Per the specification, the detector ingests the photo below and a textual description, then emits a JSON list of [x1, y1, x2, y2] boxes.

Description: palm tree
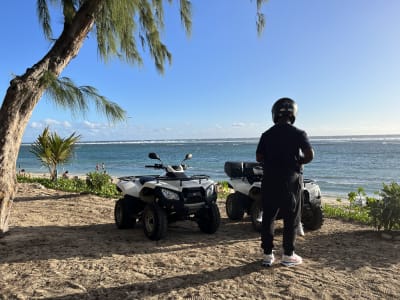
[[30, 127, 81, 181], [0, 1, 266, 235]]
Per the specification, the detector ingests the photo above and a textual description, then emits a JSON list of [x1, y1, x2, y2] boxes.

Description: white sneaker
[[281, 252, 303, 267], [297, 223, 305, 236], [262, 253, 275, 267], [256, 211, 263, 223]]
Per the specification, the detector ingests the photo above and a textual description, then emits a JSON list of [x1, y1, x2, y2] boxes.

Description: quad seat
[[224, 161, 262, 183], [139, 176, 155, 185]]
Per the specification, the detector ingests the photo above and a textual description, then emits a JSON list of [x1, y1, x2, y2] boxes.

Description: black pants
[[261, 172, 302, 256]]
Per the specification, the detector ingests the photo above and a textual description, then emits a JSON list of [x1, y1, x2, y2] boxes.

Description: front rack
[[119, 174, 211, 185]]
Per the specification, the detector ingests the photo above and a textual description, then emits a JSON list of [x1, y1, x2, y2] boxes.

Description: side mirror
[[184, 153, 192, 161], [149, 152, 160, 160]]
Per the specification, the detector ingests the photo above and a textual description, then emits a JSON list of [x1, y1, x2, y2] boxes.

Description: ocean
[[17, 135, 400, 198]]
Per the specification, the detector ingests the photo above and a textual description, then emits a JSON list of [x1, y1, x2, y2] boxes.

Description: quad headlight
[[206, 184, 216, 198], [161, 188, 180, 201]]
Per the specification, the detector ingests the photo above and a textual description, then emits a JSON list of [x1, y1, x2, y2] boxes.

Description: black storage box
[[243, 162, 262, 177], [224, 161, 244, 178]]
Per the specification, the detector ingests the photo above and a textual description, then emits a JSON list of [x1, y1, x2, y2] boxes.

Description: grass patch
[[323, 203, 370, 225], [17, 173, 120, 198]]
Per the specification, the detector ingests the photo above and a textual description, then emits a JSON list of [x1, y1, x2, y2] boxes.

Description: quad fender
[[249, 186, 261, 202], [139, 187, 157, 203]]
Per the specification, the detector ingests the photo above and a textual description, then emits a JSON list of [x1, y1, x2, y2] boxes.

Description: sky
[[1, 1, 400, 142]]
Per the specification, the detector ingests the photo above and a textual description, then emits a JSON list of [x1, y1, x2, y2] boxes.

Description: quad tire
[[114, 198, 137, 229], [197, 203, 221, 234], [302, 204, 324, 230], [226, 193, 245, 221], [142, 204, 168, 241]]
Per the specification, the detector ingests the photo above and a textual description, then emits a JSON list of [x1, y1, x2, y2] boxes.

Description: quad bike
[[114, 152, 220, 240], [224, 161, 324, 232]]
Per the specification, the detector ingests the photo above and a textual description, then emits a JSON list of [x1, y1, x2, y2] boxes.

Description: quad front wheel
[[197, 203, 221, 234], [142, 204, 168, 240], [226, 193, 245, 221], [114, 198, 137, 229], [302, 204, 324, 230]]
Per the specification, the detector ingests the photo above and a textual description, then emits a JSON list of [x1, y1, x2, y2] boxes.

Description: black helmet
[[271, 97, 298, 124]]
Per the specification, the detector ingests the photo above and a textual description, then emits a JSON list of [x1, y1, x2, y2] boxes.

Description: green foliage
[[217, 181, 231, 199], [368, 182, 400, 231], [30, 127, 81, 180], [324, 184, 400, 231], [85, 171, 118, 197], [347, 187, 366, 206], [323, 187, 370, 224], [17, 174, 120, 198], [323, 203, 370, 224], [41, 73, 126, 123], [36, 1, 266, 73]]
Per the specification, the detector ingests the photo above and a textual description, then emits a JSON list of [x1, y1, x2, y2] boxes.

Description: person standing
[[256, 98, 314, 267]]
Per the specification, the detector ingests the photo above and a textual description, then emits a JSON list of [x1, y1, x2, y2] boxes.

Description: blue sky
[[1, 1, 400, 142]]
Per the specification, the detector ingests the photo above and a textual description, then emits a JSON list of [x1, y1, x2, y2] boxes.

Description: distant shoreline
[[20, 133, 400, 145]]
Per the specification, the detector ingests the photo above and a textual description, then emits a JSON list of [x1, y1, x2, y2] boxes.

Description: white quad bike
[[114, 152, 220, 241], [224, 161, 324, 232]]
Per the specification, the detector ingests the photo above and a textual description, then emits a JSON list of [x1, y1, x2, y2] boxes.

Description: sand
[[0, 182, 399, 299]]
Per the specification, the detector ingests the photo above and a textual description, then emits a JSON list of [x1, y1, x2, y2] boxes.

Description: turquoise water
[[17, 135, 400, 198]]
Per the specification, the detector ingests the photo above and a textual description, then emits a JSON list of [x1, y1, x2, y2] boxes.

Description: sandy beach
[[0, 182, 398, 299]]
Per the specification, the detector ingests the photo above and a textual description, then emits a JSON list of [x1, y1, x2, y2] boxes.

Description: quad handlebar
[[145, 163, 164, 169], [147, 152, 192, 171], [145, 163, 188, 171]]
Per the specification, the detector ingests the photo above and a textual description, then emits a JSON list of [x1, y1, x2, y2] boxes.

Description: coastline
[[20, 171, 346, 206]]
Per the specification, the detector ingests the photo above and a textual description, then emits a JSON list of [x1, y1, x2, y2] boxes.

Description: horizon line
[[20, 133, 400, 145]]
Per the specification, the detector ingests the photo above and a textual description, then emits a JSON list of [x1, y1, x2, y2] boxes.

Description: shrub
[[85, 171, 119, 197], [217, 181, 231, 198], [368, 182, 400, 231], [17, 173, 120, 198], [86, 172, 111, 190]]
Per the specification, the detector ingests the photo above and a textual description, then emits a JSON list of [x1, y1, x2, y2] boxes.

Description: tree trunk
[[0, 0, 102, 236]]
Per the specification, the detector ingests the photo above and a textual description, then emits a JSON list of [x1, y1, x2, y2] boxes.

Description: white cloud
[[83, 120, 102, 129], [44, 118, 61, 125], [63, 121, 72, 128], [30, 122, 43, 129], [232, 122, 246, 128]]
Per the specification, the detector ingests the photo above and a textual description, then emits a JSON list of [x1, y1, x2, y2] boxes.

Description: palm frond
[[256, 0, 267, 35], [62, 0, 77, 26], [94, 0, 192, 73], [36, 0, 53, 40], [179, 0, 192, 36], [138, 0, 172, 73], [30, 126, 81, 179], [80, 86, 127, 123], [41, 72, 126, 123], [95, 0, 143, 66]]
